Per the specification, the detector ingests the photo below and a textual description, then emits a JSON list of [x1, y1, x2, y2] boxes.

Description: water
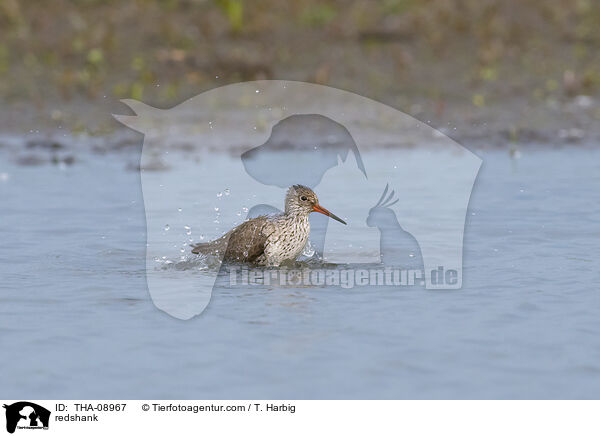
[[1, 142, 599, 399]]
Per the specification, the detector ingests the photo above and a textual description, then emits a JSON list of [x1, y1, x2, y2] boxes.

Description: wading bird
[[191, 185, 346, 266]]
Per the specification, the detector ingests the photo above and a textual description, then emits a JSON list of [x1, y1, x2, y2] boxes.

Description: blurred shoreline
[[1, 0, 599, 151]]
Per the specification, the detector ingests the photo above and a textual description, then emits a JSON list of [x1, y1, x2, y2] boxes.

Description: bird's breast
[[267, 215, 310, 261]]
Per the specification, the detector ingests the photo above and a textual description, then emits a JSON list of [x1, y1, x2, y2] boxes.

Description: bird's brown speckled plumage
[[191, 185, 346, 266]]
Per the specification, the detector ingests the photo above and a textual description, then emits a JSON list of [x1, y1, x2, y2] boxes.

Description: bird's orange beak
[[312, 204, 347, 225]]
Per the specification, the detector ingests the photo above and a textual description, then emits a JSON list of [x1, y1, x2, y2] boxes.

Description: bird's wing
[[222, 216, 277, 263]]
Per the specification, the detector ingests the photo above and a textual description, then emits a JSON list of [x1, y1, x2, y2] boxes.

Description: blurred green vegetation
[[0, 0, 599, 107]]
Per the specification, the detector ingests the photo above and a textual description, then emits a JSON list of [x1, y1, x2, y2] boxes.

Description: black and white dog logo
[[3, 402, 50, 434]]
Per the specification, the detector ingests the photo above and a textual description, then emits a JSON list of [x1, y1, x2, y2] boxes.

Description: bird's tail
[[190, 232, 232, 255], [190, 242, 212, 255]]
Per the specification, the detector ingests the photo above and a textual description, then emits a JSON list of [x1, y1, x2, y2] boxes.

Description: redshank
[[191, 185, 346, 266]]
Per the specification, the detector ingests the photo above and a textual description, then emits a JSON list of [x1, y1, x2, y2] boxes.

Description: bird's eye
[[300, 196, 308, 201]]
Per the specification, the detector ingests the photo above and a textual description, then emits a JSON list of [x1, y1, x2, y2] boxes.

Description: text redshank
[[191, 185, 346, 266]]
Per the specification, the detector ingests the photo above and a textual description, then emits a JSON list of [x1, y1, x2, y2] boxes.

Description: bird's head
[[285, 185, 346, 225]]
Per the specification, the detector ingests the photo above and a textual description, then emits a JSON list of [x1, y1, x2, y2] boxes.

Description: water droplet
[[302, 241, 315, 257], [164, 224, 170, 231], [255, 89, 260, 93], [242, 207, 248, 213], [180, 248, 185, 253], [217, 192, 223, 197], [177, 208, 182, 212], [199, 235, 205, 240], [214, 207, 219, 212], [224, 188, 230, 196]]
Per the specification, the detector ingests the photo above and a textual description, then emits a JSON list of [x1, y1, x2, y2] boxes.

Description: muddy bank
[[1, 88, 598, 170], [1, 1, 599, 152]]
